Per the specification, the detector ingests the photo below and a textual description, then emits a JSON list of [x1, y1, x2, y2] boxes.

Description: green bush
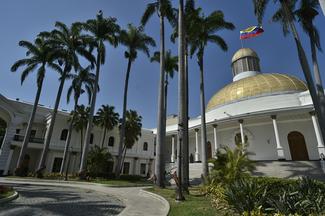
[[86, 146, 112, 178], [119, 174, 144, 181]]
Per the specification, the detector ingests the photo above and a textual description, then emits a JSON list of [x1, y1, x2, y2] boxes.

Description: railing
[[13, 135, 44, 144]]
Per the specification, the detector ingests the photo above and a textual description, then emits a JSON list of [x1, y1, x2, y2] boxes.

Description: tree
[[11, 36, 61, 176], [294, 0, 325, 127], [78, 11, 120, 177], [86, 146, 112, 178], [36, 22, 95, 177], [115, 24, 155, 177], [95, 105, 119, 148], [251, 0, 325, 150], [141, 0, 176, 188], [150, 50, 178, 116], [119, 110, 142, 174], [70, 105, 90, 165], [60, 66, 95, 174], [189, 10, 235, 178]]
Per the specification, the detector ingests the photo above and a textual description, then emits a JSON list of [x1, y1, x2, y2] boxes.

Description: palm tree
[[78, 11, 120, 177], [95, 105, 119, 148], [190, 10, 235, 178], [115, 24, 156, 177], [60, 66, 95, 174], [150, 50, 178, 115], [141, 0, 176, 188], [251, 0, 325, 148], [294, 0, 325, 125], [119, 110, 142, 174], [70, 105, 90, 165], [11, 37, 61, 176], [36, 22, 95, 177]]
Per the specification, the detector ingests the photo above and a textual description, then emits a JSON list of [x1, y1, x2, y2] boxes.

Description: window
[[123, 162, 130, 174], [16, 129, 21, 135], [108, 136, 114, 147], [90, 133, 94, 144], [52, 157, 62, 173], [60, 129, 68, 141], [30, 130, 36, 138], [143, 142, 148, 151], [140, 163, 146, 175], [235, 133, 248, 146]]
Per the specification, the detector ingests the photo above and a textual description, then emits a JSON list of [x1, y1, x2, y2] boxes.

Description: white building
[[160, 48, 325, 179], [0, 96, 155, 176]]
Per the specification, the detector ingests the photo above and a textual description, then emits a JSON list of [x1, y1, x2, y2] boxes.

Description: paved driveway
[[0, 184, 124, 216]]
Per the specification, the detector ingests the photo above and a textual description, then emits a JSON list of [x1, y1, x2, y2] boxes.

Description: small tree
[[86, 146, 112, 178]]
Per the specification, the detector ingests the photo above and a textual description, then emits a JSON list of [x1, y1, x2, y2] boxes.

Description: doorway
[[288, 131, 309, 160]]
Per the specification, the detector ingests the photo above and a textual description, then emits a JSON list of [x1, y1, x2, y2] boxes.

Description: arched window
[[90, 133, 94, 144], [108, 136, 115, 147], [60, 129, 68, 141], [143, 142, 148, 151]]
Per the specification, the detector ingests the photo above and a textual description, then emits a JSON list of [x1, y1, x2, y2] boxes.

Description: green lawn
[[146, 187, 233, 216], [0, 189, 14, 199]]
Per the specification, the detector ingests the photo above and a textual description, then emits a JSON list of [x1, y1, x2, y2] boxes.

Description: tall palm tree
[[70, 105, 90, 165], [251, 0, 325, 147], [78, 11, 120, 177], [150, 50, 178, 117], [95, 105, 119, 148], [60, 66, 95, 174], [119, 110, 142, 173], [11, 37, 61, 176], [141, 0, 176, 188], [36, 22, 95, 177], [294, 0, 325, 124], [190, 10, 235, 178], [115, 24, 156, 177]]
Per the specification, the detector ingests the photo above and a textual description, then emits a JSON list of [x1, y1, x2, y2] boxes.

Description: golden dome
[[206, 73, 308, 111], [232, 48, 258, 63]]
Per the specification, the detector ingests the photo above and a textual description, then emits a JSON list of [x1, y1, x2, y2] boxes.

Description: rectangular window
[[52, 157, 63, 173], [140, 163, 146, 175], [123, 162, 130, 175], [16, 129, 21, 134], [30, 130, 36, 138]]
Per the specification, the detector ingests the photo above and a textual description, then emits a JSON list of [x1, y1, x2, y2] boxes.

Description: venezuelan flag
[[240, 26, 264, 40]]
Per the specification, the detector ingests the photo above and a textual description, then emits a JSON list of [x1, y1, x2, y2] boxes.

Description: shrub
[[209, 143, 255, 185], [119, 174, 144, 181], [86, 146, 112, 178]]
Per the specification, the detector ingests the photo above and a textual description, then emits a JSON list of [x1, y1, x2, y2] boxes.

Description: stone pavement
[[0, 178, 169, 216]]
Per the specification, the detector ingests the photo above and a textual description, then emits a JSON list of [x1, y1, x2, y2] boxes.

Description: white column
[[0, 121, 18, 173], [195, 129, 200, 162], [4, 146, 15, 175], [171, 135, 176, 163], [271, 115, 285, 160], [213, 124, 218, 157], [239, 120, 245, 144], [310, 111, 325, 158]]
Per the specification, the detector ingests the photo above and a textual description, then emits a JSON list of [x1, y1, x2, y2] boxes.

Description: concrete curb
[[140, 189, 170, 215], [0, 191, 19, 204]]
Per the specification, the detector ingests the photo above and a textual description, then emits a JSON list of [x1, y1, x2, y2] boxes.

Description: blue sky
[[0, 0, 324, 128]]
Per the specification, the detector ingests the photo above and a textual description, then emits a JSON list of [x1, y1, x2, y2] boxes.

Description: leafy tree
[[119, 110, 142, 174], [95, 105, 119, 148], [37, 22, 95, 177], [11, 36, 61, 176], [78, 11, 120, 177], [86, 146, 112, 178], [60, 66, 95, 174], [251, 0, 325, 153], [189, 9, 234, 178], [115, 24, 155, 177], [141, 0, 176, 187]]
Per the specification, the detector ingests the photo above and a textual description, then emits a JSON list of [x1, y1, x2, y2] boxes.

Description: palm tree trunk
[[79, 50, 101, 177], [176, 0, 185, 201], [281, 0, 325, 146], [37, 70, 67, 177], [164, 74, 168, 117], [120, 145, 128, 174], [101, 128, 107, 148], [15, 73, 45, 176], [181, 39, 189, 192], [60, 99, 79, 174], [198, 53, 208, 179], [155, 3, 167, 188], [116, 57, 133, 177], [79, 129, 83, 166]]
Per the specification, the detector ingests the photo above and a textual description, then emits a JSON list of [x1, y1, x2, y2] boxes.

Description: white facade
[[0, 95, 155, 176]]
